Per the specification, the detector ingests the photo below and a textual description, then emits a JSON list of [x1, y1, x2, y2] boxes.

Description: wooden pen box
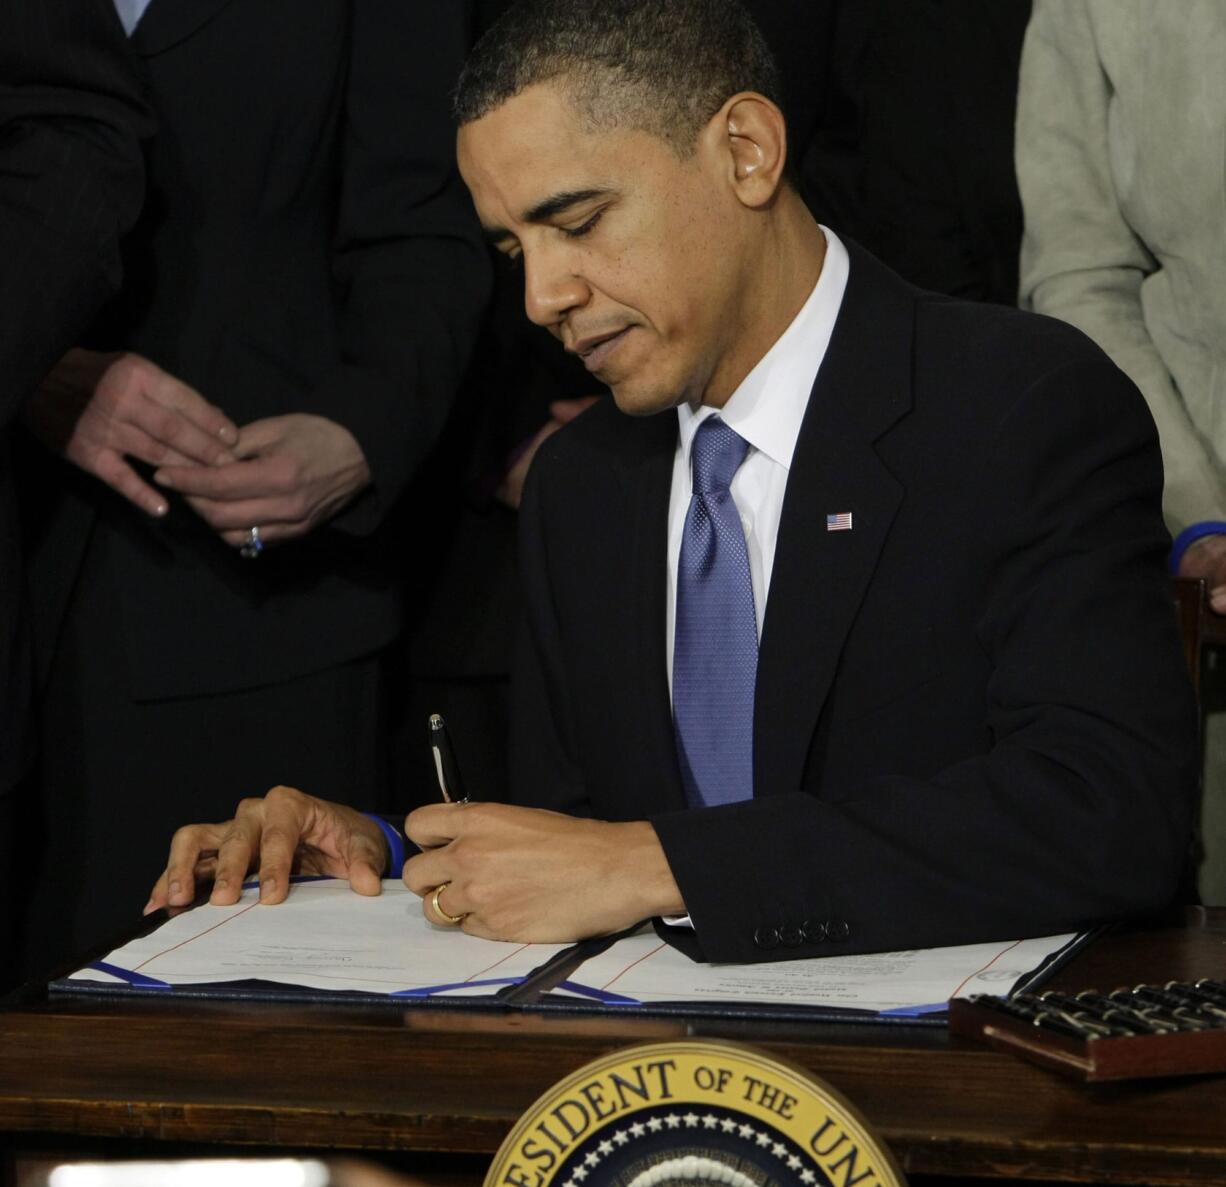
[[949, 981, 1226, 1082]]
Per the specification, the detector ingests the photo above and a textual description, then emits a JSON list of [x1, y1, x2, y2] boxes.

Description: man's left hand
[[153, 413, 371, 548], [402, 802, 685, 942]]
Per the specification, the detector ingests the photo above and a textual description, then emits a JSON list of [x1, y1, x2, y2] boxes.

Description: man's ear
[[704, 92, 788, 209]]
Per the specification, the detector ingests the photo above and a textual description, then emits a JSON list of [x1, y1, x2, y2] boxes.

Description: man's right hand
[[25, 348, 238, 517], [143, 785, 389, 913]]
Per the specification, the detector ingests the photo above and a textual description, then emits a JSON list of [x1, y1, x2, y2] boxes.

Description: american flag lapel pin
[[826, 511, 853, 532]]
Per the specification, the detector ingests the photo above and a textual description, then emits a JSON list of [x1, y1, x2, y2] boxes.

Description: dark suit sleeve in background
[[0, 0, 152, 421], [0, 0, 150, 974], [856, 0, 1031, 304], [301, 1, 491, 535]]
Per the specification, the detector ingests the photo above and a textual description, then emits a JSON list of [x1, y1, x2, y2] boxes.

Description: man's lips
[[570, 328, 632, 374]]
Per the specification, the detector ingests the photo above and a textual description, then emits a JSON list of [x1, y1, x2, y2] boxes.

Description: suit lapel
[[130, 0, 239, 56], [622, 413, 688, 814], [754, 245, 914, 798]]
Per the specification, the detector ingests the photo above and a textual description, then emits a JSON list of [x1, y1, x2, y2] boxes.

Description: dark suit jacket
[[511, 243, 1199, 963], [22, 0, 490, 700], [0, 0, 150, 794], [856, 0, 1032, 304]]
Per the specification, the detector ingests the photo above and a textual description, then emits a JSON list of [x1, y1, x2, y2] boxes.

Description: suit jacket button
[[780, 924, 804, 947], [826, 919, 850, 942], [753, 925, 781, 949], [802, 919, 827, 943]]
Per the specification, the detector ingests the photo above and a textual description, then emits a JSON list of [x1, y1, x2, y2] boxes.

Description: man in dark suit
[[0, 0, 151, 981], [14, 2, 491, 978], [150, 0, 1197, 963]]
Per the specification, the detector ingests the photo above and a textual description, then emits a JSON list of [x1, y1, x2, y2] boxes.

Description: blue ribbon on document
[[392, 977, 523, 998], [877, 1001, 949, 1017], [553, 981, 641, 1006], [85, 960, 172, 989]]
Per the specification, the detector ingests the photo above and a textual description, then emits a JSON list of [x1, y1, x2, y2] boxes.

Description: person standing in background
[[851, 0, 1032, 305], [1016, 0, 1226, 902], [0, 0, 152, 987], [15, 2, 490, 980]]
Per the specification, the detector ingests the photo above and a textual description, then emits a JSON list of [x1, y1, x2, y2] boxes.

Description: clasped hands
[[144, 785, 686, 943], [27, 349, 370, 548]]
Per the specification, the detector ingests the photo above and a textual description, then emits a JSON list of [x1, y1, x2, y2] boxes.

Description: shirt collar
[[676, 225, 849, 470]]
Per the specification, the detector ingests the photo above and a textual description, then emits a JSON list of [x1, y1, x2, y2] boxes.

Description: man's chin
[[607, 381, 682, 418]]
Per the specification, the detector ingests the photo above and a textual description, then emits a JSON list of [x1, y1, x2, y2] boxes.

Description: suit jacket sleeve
[[1016, 0, 1226, 535], [0, 0, 152, 423], [298, 1, 491, 535]]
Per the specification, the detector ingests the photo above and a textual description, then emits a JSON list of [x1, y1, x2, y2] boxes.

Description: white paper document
[[557, 929, 1080, 1016], [67, 878, 568, 997], [63, 877, 1079, 1016]]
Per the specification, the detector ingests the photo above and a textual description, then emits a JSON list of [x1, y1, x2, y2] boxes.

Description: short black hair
[[454, 0, 783, 155]]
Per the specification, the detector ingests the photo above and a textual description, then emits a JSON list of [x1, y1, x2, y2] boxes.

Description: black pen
[[429, 713, 470, 804]]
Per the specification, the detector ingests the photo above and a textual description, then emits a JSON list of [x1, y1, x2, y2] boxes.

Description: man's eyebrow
[[523, 188, 612, 224], [480, 189, 614, 247]]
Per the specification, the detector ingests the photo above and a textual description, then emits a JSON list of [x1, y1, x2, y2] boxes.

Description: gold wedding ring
[[431, 881, 466, 926]]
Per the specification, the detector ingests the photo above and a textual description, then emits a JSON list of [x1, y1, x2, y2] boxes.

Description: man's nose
[[523, 254, 590, 328]]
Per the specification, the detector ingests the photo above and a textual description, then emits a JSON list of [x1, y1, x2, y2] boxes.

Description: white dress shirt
[[114, 0, 152, 36], [666, 226, 850, 700]]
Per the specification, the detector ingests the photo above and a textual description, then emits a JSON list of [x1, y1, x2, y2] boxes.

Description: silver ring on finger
[[239, 525, 264, 559]]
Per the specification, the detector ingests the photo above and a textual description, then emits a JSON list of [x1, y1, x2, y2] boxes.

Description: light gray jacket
[[1017, 0, 1226, 534]]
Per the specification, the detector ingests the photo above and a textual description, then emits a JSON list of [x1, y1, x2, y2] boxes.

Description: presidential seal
[[485, 1040, 906, 1187]]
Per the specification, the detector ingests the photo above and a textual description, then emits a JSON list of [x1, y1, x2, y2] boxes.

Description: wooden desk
[[3, 912, 1226, 1186]]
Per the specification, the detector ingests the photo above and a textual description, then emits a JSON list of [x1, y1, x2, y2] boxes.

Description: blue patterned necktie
[[673, 417, 757, 807], [114, 0, 153, 35]]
